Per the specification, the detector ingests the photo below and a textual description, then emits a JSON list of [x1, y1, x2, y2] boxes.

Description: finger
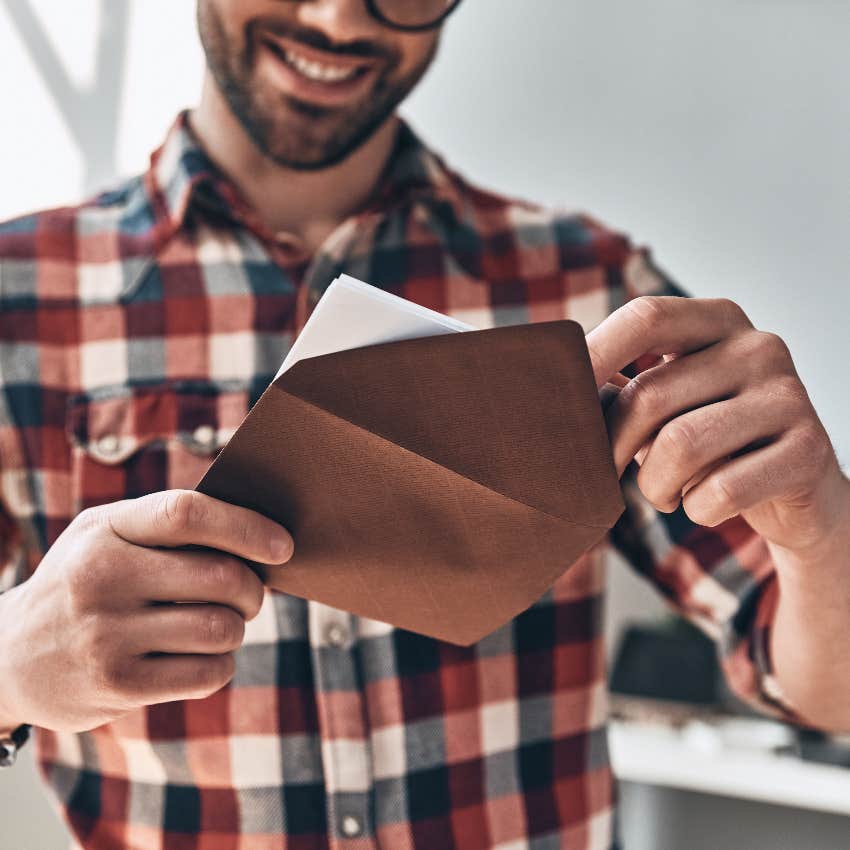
[[128, 604, 246, 655], [125, 548, 266, 620], [586, 296, 752, 389], [681, 432, 815, 527], [634, 439, 653, 468], [119, 653, 236, 705], [636, 394, 792, 512], [107, 490, 294, 565], [606, 340, 744, 476]]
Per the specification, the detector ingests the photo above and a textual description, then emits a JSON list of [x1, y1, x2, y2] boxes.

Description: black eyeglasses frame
[[363, 0, 463, 32]]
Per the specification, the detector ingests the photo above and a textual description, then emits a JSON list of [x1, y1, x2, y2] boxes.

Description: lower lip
[[257, 40, 379, 108]]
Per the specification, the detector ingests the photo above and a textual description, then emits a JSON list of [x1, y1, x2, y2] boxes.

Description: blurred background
[[1, 1, 849, 848]]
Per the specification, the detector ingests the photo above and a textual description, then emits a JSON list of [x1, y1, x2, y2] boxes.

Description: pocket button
[[192, 424, 217, 449], [96, 434, 121, 457]]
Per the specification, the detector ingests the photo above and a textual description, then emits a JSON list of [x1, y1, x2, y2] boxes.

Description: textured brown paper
[[196, 320, 624, 645]]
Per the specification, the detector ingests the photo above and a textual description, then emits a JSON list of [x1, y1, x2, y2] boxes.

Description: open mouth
[[262, 36, 374, 87]]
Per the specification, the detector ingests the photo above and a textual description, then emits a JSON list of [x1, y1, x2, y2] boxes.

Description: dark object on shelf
[[798, 729, 850, 769], [610, 618, 720, 706]]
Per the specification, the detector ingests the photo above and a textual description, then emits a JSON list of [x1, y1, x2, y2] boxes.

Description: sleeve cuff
[[720, 571, 801, 724], [0, 723, 31, 767]]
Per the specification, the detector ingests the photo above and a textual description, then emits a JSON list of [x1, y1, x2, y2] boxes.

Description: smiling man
[[1, 2, 849, 849]]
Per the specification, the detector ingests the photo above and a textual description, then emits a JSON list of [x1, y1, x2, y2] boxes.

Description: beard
[[197, 4, 439, 171]]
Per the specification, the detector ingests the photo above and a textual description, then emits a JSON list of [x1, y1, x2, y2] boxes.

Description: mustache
[[247, 16, 401, 64]]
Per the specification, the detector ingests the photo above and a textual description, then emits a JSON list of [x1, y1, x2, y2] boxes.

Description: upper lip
[[261, 33, 381, 72]]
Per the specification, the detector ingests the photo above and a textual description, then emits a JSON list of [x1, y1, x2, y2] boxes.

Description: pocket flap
[[66, 384, 250, 466]]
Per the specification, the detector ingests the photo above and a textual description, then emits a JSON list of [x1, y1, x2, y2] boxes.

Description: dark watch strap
[[0, 723, 31, 767]]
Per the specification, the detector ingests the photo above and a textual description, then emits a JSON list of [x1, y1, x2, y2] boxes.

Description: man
[[0, 1, 848, 848]]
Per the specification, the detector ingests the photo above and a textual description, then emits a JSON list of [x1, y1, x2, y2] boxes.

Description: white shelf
[[609, 720, 850, 817]]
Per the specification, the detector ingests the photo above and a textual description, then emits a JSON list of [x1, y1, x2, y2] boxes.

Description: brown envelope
[[196, 320, 624, 645]]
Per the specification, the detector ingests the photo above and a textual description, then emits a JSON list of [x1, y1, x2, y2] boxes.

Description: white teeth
[[283, 49, 358, 83]]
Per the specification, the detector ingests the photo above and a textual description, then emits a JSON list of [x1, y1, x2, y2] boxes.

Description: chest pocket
[[65, 383, 251, 517]]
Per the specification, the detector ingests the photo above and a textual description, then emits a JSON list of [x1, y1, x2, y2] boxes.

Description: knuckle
[[626, 295, 670, 331], [752, 330, 792, 370], [96, 654, 136, 701], [621, 370, 666, 413], [708, 473, 738, 516], [658, 417, 701, 461], [71, 506, 107, 535], [84, 614, 115, 654], [236, 515, 253, 552], [193, 654, 236, 697], [78, 623, 107, 676], [201, 608, 243, 648], [715, 297, 749, 326], [682, 497, 715, 528], [245, 582, 266, 621], [792, 424, 831, 473], [211, 653, 237, 690], [769, 374, 808, 408], [66, 554, 106, 611], [682, 481, 726, 527], [636, 466, 676, 512], [206, 554, 243, 595], [158, 490, 202, 534]]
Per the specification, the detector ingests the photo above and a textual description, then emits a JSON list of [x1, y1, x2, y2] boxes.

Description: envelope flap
[[278, 320, 623, 528]]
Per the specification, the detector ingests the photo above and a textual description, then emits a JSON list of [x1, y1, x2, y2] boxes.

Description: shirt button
[[340, 814, 362, 837], [96, 434, 121, 457], [325, 622, 349, 648], [192, 424, 217, 448]]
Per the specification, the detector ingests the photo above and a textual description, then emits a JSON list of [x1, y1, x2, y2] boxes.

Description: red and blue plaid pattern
[[0, 112, 789, 850]]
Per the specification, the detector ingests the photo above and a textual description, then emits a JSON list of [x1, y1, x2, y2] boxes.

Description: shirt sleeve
[[606, 235, 799, 722], [0, 261, 30, 595], [0, 394, 28, 594]]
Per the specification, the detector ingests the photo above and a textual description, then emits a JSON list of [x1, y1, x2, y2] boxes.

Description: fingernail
[[270, 530, 293, 563]]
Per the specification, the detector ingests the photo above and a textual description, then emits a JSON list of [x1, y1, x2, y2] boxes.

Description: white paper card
[[275, 274, 476, 379]]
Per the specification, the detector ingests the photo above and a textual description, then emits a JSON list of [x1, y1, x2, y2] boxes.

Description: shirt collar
[[144, 109, 466, 248], [359, 117, 467, 219]]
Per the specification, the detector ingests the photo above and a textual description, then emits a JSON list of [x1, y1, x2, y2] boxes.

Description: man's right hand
[[0, 490, 294, 734]]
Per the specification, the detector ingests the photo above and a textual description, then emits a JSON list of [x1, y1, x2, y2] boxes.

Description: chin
[[248, 106, 387, 171]]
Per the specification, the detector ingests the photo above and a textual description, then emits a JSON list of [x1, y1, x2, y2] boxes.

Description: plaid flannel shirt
[[0, 112, 791, 850]]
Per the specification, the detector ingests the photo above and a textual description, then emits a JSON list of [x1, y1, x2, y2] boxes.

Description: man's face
[[197, 0, 442, 170]]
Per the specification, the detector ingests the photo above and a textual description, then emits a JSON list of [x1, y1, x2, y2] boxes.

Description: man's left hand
[[586, 295, 850, 557]]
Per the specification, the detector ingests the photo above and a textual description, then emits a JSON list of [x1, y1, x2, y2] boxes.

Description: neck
[[189, 73, 399, 250]]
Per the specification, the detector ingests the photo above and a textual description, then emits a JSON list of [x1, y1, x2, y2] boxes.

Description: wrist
[[769, 471, 850, 570]]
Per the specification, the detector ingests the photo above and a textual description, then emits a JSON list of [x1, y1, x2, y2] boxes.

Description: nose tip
[[295, 0, 384, 39]]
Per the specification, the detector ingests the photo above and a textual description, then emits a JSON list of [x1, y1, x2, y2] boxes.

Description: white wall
[[1, 2, 849, 848], [0, 0, 203, 209]]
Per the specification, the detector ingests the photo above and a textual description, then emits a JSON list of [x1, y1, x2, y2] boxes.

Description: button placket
[[308, 601, 375, 848], [340, 814, 362, 838]]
